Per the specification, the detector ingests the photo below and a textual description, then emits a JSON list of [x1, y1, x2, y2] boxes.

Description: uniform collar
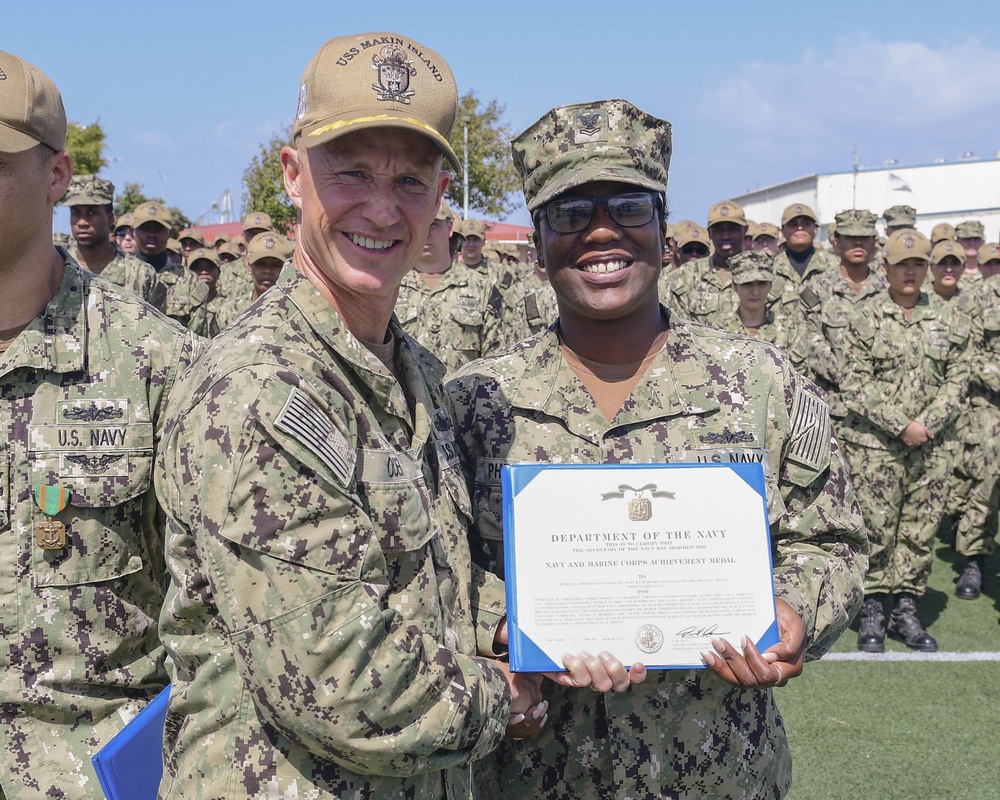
[[0, 249, 87, 379], [505, 306, 720, 441], [281, 267, 442, 430]]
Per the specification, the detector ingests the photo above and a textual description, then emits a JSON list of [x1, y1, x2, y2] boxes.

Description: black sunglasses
[[542, 191, 659, 234]]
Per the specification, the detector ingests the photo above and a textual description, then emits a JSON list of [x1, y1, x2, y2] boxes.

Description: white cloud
[[132, 130, 177, 152], [695, 33, 1000, 152]]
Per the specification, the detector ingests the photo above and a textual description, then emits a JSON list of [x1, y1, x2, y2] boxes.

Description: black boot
[[956, 555, 984, 600], [887, 593, 937, 652], [857, 594, 885, 653]]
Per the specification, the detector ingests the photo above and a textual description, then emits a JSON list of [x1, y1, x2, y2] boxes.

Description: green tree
[[446, 91, 520, 219], [241, 126, 296, 235], [65, 120, 108, 175], [114, 182, 151, 218]]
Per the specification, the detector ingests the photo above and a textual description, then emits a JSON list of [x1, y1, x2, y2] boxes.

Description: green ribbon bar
[[33, 484, 70, 517]]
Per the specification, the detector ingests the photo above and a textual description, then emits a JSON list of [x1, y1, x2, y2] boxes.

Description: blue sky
[[7, 0, 999, 231]]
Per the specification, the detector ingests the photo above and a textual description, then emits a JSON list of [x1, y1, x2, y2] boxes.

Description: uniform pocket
[[30, 445, 152, 587]]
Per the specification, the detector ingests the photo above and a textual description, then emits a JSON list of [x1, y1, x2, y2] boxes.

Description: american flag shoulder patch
[[787, 388, 830, 471], [274, 387, 356, 487]]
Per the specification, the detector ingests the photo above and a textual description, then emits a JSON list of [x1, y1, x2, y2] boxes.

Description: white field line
[[820, 651, 1000, 662]]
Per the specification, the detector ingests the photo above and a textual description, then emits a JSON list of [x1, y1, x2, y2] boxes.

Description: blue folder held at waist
[[91, 685, 170, 800]]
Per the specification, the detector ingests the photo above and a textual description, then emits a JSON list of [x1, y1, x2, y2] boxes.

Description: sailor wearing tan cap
[[0, 50, 201, 799], [155, 32, 543, 799], [211, 231, 295, 333], [775, 202, 839, 284], [841, 229, 971, 653], [131, 199, 213, 335], [664, 199, 748, 326], [935, 241, 1000, 601]]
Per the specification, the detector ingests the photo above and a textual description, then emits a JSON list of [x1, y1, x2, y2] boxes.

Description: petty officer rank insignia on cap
[[575, 108, 608, 141]]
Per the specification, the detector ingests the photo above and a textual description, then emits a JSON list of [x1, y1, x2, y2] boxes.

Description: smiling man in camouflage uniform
[[155, 32, 543, 799], [0, 51, 200, 800]]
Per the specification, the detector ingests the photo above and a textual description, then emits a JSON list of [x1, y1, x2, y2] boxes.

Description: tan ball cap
[[242, 212, 273, 233], [292, 32, 460, 172], [707, 200, 747, 228], [178, 228, 205, 246], [435, 198, 455, 222], [677, 224, 709, 248], [0, 51, 66, 153], [930, 222, 956, 244], [931, 240, 965, 264], [248, 231, 294, 264], [461, 218, 486, 239], [188, 247, 221, 268], [781, 203, 817, 226], [753, 222, 779, 240], [132, 201, 172, 231], [977, 242, 1000, 264], [884, 229, 931, 265]]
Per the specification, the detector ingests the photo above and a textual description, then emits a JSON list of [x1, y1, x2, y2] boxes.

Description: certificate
[[502, 462, 778, 671]]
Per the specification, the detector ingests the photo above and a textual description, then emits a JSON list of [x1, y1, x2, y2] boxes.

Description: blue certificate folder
[[501, 462, 779, 672], [91, 685, 170, 800]]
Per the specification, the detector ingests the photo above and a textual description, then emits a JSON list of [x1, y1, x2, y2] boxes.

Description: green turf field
[[779, 541, 1000, 799]]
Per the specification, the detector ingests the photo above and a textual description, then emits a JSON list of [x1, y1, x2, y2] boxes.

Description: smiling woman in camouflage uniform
[[446, 99, 868, 800]]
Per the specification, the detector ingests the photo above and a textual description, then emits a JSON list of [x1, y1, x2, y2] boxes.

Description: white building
[[733, 157, 1000, 242]]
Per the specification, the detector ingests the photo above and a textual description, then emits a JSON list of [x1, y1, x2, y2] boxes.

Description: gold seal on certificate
[[501, 462, 778, 671]]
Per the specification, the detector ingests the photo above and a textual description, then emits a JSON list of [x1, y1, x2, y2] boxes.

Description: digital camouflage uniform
[[772, 246, 839, 283], [215, 254, 254, 300], [664, 254, 738, 327], [839, 293, 971, 596], [91, 245, 168, 311], [156, 268, 512, 799], [665, 253, 799, 328], [446, 310, 868, 800], [140, 256, 212, 337], [207, 289, 247, 334], [927, 285, 980, 524], [802, 267, 888, 421], [951, 280, 1000, 559], [502, 275, 558, 338], [395, 263, 512, 378], [718, 304, 811, 377], [0, 252, 200, 800], [722, 251, 812, 378]]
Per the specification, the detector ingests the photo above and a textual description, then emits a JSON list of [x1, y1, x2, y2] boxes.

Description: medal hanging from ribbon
[[600, 483, 676, 522], [33, 484, 70, 550]]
